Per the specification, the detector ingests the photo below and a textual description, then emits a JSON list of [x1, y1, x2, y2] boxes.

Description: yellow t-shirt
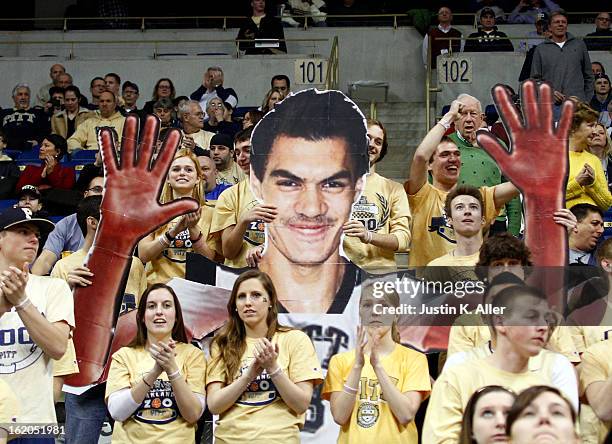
[[207, 330, 323, 444], [51, 248, 147, 305], [321, 344, 431, 444], [406, 183, 498, 267], [182, 129, 215, 152], [0, 275, 74, 424], [0, 378, 18, 429], [217, 160, 246, 186], [422, 358, 547, 444], [209, 179, 265, 268], [105, 343, 207, 444], [566, 150, 612, 210], [343, 172, 411, 272], [579, 340, 612, 444], [569, 325, 612, 354], [447, 320, 580, 363], [146, 207, 215, 285], [53, 338, 79, 377]]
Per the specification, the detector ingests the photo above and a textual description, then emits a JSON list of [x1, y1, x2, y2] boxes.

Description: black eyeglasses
[[86, 186, 104, 193]]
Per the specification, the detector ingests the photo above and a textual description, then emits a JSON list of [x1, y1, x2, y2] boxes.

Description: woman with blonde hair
[[206, 270, 322, 444], [138, 148, 216, 284], [566, 101, 612, 210], [322, 281, 431, 443], [261, 87, 285, 114], [586, 122, 612, 191]]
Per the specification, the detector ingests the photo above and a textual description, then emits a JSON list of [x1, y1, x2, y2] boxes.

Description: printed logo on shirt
[[428, 215, 457, 244], [135, 379, 179, 424], [237, 361, 278, 406], [355, 375, 400, 428], [163, 228, 195, 263], [357, 402, 379, 428], [0, 324, 43, 374], [350, 193, 390, 232], [243, 197, 266, 247]]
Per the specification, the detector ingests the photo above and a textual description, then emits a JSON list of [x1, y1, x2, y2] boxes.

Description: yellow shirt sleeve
[[447, 324, 477, 357], [206, 344, 227, 386], [210, 184, 239, 238], [388, 181, 412, 252], [422, 370, 464, 444], [579, 341, 611, 396], [401, 350, 431, 396], [584, 155, 612, 210], [105, 348, 133, 400], [67, 119, 89, 152], [53, 338, 79, 377], [285, 330, 323, 385], [321, 353, 347, 400], [184, 346, 207, 395], [0, 378, 19, 427], [44, 277, 75, 328]]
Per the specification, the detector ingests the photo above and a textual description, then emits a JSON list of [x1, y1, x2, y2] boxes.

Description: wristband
[[14, 298, 31, 311], [167, 369, 181, 380], [164, 231, 175, 243], [268, 367, 283, 378], [437, 119, 451, 130], [142, 377, 152, 388], [343, 384, 358, 395], [363, 231, 373, 244], [191, 231, 203, 244], [158, 235, 170, 248]]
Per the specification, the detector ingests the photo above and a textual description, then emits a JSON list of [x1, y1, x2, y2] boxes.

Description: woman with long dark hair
[[206, 270, 322, 443], [459, 386, 516, 444], [105, 283, 206, 442]]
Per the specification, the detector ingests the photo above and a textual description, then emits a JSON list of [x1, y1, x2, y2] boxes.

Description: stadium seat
[[16, 147, 40, 162], [71, 150, 97, 162], [49, 215, 65, 224], [0, 199, 17, 210]]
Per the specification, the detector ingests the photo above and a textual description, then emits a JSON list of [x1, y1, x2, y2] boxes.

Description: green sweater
[[449, 132, 522, 235]]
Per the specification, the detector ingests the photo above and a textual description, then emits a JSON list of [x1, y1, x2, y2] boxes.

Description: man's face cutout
[[250, 89, 368, 265]]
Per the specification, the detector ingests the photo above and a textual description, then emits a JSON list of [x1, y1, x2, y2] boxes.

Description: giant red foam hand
[[477, 80, 573, 268], [67, 115, 199, 386]]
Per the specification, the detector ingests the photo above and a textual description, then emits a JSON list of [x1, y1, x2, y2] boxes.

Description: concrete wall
[[0, 25, 608, 109]]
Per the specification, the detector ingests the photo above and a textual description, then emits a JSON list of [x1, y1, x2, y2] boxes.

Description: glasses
[[86, 186, 104, 193], [209, 104, 224, 109], [596, 17, 610, 21]]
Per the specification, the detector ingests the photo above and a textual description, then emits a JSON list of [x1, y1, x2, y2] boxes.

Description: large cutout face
[[250, 89, 369, 266]]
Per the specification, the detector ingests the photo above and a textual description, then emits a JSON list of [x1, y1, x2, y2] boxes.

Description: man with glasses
[[31, 175, 104, 276], [585, 12, 612, 51], [178, 100, 214, 152]]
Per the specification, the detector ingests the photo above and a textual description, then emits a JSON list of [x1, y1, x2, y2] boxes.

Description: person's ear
[[601, 258, 612, 272]]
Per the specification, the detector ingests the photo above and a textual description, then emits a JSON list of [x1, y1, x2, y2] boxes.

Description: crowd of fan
[[1, 2, 612, 444]]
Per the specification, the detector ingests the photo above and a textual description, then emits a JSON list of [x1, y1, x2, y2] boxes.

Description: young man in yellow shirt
[[405, 100, 519, 268]]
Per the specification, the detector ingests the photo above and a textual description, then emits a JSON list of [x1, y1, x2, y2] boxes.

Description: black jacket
[[464, 27, 514, 52], [236, 15, 287, 54]]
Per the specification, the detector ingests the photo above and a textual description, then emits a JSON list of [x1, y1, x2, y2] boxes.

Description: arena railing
[[0, 37, 331, 59], [0, 11, 602, 31], [425, 33, 610, 130]]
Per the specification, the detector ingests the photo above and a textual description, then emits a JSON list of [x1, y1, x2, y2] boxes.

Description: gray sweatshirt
[[530, 33, 594, 102]]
